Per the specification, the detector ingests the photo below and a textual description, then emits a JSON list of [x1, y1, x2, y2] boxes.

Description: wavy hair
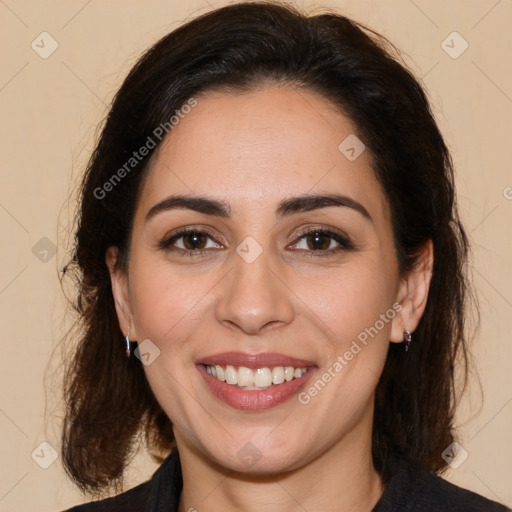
[[61, 1, 471, 495]]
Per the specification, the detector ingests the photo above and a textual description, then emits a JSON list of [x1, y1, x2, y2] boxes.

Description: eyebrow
[[144, 193, 372, 224]]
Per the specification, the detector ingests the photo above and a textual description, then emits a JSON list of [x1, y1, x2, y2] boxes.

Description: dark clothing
[[66, 449, 510, 511]]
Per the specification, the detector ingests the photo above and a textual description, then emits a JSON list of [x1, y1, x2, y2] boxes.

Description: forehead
[[136, 86, 388, 221]]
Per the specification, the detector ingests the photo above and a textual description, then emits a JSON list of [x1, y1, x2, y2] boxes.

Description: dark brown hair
[[61, 0, 471, 495]]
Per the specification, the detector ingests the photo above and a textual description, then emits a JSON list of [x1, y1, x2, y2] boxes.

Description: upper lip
[[197, 352, 317, 369]]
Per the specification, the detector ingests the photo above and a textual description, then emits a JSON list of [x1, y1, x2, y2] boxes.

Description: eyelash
[[158, 227, 355, 258]]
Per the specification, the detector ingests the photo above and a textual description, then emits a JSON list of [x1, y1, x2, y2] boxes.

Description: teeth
[[254, 367, 272, 387], [225, 365, 237, 385], [272, 366, 285, 385], [215, 365, 225, 381], [237, 366, 254, 387], [205, 364, 308, 389]]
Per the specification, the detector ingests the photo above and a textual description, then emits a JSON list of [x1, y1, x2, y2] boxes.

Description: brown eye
[[305, 231, 334, 251], [160, 229, 222, 254], [289, 228, 355, 255], [181, 232, 208, 250]]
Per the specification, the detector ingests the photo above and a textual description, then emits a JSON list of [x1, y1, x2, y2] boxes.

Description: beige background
[[0, 0, 511, 510]]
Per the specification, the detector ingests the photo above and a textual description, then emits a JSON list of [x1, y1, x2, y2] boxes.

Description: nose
[[214, 246, 295, 335]]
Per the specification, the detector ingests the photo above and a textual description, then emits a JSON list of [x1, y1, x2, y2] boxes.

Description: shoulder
[[65, 481, 150, 512], [418, 470, 510, 511], [63, 449, 182, 512], [64, 480, 150, 512], [374, 459, 510, 512]]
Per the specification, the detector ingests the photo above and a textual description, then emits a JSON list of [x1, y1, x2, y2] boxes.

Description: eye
[[289, 228, 354, 255], [159, 227, 354, 258], [159, 228, 222, 255]]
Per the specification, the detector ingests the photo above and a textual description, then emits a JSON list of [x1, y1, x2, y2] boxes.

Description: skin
[[107, 85, 433, 512]]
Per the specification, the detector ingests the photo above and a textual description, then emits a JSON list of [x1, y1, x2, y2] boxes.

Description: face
[[108, 85, 429, 474]]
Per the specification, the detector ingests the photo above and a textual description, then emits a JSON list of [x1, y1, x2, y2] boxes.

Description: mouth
[[204, 364, 308, 389], [196, 352, 317, 411]]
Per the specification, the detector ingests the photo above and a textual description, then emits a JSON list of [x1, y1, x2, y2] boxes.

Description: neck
[[176, 410, 384, 512]]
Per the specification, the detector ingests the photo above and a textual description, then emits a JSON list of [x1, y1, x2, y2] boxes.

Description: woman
[[60, 2, 510, 511]]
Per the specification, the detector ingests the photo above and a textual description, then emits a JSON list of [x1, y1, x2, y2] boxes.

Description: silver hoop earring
[[125, 333, 131, 358], [404, 330, 412, 351]]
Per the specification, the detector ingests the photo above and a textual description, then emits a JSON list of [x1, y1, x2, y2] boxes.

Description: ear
[[390, 239, 434, 343], [105, 246, 137, 340]]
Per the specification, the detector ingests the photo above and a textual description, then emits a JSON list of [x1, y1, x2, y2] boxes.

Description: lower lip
[[197, 364, 315, 411]]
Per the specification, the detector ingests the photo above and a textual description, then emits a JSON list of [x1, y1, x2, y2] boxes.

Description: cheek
[[296, 259, 396, 350], [127, 259, 214, 419], [129, 257, 212, 347]]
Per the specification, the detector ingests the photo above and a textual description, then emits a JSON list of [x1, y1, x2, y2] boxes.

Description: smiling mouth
[[204, 364, 309, 390]]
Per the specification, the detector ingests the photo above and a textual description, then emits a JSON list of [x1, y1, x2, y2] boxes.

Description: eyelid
[[158, 226, 224, 250], [158, 225, 356, 255], [289, 226, 355, 252]]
